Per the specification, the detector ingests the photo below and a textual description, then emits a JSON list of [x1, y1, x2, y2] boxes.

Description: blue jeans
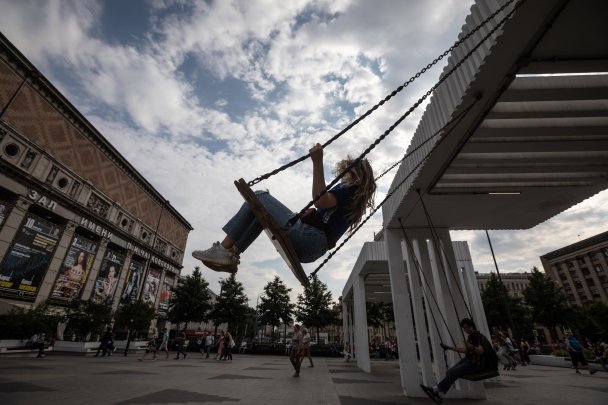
[[437, 359, 483, 393], [222, 191, 328, 263]]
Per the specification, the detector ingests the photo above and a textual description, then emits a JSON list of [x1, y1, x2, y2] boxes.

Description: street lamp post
[[485, 230, 517, 340]]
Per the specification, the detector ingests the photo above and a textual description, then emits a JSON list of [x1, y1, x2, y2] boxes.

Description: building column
[[402, 229, 434, 385], [341, 299, 348, 345], [385, 227, 422, 397], [34, 219, 76, 306], [455, 241, 492, 340], [390, 227, 486, 399], [353, 273, 371, 372], [0, 197, 31, 260], [81, 240, 108, 301], [413, 227, 485, 399], [111, 251, 133, 312]]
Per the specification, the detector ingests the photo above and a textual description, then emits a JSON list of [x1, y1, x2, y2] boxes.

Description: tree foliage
[[366, 301, 385, 328], [64, 300, 113, 341], [0, 302, 62, 339], [114, 301, 156, 336], [582, 300, 608, 337], [522, 267, 569, 339], [295, 275, 337, 342], [565, 301, 608, 340], [167, 266, 213, 329], [258, 276, 294, 342], [480, 273, 533, 340], [209, 274, 249, 330]]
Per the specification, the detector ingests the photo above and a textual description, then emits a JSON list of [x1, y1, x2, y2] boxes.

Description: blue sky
[[2, 0, 607, 304]]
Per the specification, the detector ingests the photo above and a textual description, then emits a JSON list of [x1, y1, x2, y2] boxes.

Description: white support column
[[435, 230, 485, 399], [402, 230, 434, 385], [385, 228, 423, 397], [454, 241, 491, 342], [353, 274, 371, 372], [348, 301, 355, 360], [408, 230, 449, 380]]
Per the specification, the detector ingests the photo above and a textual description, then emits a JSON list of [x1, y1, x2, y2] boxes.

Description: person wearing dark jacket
[[421, 318, 496, 404], [95, 327, 114, 357]]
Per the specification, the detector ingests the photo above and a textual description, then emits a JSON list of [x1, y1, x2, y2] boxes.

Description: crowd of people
[[135, 327, 237, 362]]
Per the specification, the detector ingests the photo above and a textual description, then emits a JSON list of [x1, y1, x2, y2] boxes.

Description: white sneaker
[[192, 242, 239, 273]]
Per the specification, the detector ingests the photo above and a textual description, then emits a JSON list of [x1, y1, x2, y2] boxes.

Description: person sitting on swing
[[193, 143, 376, 273], [421, 318, 496, 404]]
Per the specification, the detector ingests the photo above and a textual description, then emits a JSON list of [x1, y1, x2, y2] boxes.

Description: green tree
[[209, 274, 249, 330], [295, 274, 337, 343], [114, 301, 156, 337], [480, 273, 533, 340], [367, 301, 385, 329], [64, 300, 113, 341], [0, 302, 62, 339], [167, 266, 213, 330], [258, 276, 294, 343], [565, 301, 608, 340], [522, 266, 569, 340], [582, 300, 608, 337], [383, 302, 395, 337]]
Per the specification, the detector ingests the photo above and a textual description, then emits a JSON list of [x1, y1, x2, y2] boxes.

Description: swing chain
[[247, 0, 520, 187], [292, 0, 522, 227], [310, 95, 478, 277]]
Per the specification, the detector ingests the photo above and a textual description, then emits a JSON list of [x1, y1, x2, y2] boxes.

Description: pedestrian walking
[[221, 331, 234, 361], [565, 332, 596, 375], [95, 327, 114, 357], [290, 324, 303, 377], [215, 331, 225, 360], [139, 329, 159, 361], [158, 328, 170, 359], [300, 328, 314, 367], [204, 331, 214, 359], [174, 332, 187, 360], [239, 339, 247, 354]]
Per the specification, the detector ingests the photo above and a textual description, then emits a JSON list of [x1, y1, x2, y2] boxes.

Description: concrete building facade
[[540, 231, 608, 306], [0, 33, 192, 326], [476, 272, 531, 299]]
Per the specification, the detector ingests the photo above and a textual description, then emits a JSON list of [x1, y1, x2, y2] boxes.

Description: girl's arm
[[310, 143, 337, 209]]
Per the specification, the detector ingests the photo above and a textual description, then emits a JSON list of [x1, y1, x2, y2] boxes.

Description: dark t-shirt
[[465, 331, 494, 368], [316, 183, 356, 240]]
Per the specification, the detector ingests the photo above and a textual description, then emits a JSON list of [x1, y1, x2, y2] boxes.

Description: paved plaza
[[1, 353, 607, 405]]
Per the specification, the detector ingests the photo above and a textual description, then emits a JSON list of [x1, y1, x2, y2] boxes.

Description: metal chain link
[[248, 0, 520, 187], [309, 97, 479, 277], [294, 0, 524, 228]]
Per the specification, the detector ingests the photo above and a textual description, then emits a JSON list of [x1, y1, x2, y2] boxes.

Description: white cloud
[[4, 0, 606, 307]]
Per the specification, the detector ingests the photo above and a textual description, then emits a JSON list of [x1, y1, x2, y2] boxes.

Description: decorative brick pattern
[[1, 76, 188, 249]]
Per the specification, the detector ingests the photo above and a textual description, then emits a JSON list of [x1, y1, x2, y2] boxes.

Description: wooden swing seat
[[234, 178, 310, 287], [461, 369, 499, 381]]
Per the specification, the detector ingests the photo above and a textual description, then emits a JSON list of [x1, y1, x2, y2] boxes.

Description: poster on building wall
[[157, 275, 174, 315], [50, 235, 97, 304], [90, 249, 125, 305], [0, 200, 13, 228], [120, 260, 144, 304], [0, 213, 62, 300], [141, 268, 161, 306]]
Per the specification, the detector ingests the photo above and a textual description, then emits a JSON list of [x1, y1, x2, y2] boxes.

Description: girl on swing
[[193, 143, 376, 273]]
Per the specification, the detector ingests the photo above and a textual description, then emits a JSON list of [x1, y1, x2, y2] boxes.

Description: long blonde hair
[[334, 156, 376, 232]]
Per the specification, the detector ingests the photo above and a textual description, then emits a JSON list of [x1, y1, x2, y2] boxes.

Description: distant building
[[476, 271, 531, 298], [540, 231, 608, 306], [0, 33, 192, 329]]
